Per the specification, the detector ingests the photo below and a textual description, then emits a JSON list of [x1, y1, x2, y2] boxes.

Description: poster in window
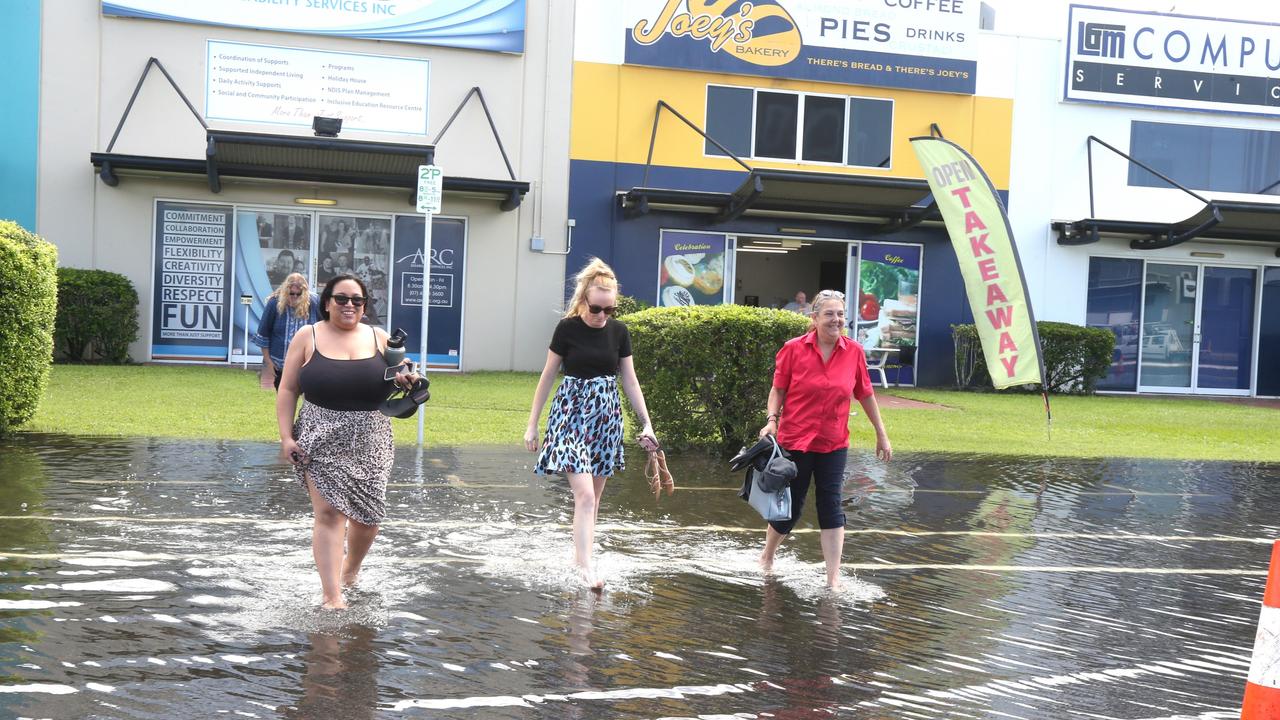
[[317, 215, 392, 326], [389, 215, 466, 371], [229, 210, 312, 362], [151, 201, 234, 361], [657, 231, 726, 307], [857, 242, 921, 385]]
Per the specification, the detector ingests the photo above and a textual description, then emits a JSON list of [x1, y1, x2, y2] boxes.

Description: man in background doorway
[[783, 291, 811, 314]]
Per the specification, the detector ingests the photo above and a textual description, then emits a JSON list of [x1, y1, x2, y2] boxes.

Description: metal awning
[[622, 169, 938, 228], [91, 58, 530, 210], [1057, 135, 1280, 254], [1054, 200, 1280, 254], [621, 101, 938, 229]]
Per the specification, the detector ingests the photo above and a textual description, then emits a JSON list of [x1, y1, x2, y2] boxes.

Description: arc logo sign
[[623, 0, 978, 94], [1065, 4, 1280, 117]]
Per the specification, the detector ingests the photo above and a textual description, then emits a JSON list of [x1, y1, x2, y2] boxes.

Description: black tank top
[[299, 324, 392, 411]]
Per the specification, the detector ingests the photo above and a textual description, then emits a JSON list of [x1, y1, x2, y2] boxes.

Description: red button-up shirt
[[773, 331, 874, 453]]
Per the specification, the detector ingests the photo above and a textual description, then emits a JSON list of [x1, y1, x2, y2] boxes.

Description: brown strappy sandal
[[644, 451, 663, 500], [654, 450, 674, 496]]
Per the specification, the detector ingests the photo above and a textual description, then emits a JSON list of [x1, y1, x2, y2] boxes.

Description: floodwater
[[0, 435, 1277, 719]]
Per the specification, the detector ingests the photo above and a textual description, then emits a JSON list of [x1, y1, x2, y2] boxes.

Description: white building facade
[[1004, 3, 1280, 396]]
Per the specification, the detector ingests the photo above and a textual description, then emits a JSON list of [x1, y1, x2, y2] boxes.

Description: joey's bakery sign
[[623, 0, 980, 93]]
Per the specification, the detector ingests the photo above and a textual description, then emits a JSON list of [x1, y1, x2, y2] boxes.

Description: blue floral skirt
[[535, 375, 625, 478]]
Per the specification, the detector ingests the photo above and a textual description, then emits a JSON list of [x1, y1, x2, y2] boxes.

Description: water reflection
[[0, 434, 1275, 718], [281, 626, 378, 720]]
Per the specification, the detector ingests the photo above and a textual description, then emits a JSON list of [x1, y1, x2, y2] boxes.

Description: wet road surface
[[0, 434, 1277, 719]]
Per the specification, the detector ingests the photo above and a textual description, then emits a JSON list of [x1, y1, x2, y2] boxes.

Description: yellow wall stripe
[[570, 61, 1012, 188]]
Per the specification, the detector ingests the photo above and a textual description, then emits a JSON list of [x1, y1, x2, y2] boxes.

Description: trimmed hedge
[[54, 268, 139, 363], [625, 305, 809, 454], [952, 321, 1115, 394], [615, 294, 651, 318], [0, 221, 58, 436]]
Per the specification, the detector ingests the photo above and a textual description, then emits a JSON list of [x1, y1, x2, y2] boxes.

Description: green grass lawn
[[17, 365, 1279, 461]]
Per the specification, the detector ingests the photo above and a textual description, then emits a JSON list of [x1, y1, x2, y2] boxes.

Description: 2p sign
[[416, 164, 443, 214]]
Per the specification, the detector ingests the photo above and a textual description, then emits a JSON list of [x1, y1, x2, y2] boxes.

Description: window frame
[[702, 83, 894, 170]]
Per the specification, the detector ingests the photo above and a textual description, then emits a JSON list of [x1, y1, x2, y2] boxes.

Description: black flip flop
[[380, 377, 431, 418]]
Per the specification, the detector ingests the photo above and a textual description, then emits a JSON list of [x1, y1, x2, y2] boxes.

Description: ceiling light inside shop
[[777, 226, 817, 234], [738, 246, 788, 254], [294, 197, 338, 206]]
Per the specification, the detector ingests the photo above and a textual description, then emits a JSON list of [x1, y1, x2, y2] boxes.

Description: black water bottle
[[385, 327, 407, 367]]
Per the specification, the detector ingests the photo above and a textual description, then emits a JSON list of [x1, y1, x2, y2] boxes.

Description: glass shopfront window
[[1086, 256, 1142, 391], [1259, 267, 1280, 396]]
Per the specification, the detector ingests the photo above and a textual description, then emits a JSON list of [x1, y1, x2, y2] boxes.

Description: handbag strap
[[766, 434, 782, 463]]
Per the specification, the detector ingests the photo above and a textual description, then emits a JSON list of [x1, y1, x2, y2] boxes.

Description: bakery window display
[[659, 251, 726, 306]]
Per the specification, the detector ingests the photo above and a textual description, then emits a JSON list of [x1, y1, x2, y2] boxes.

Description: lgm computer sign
[[1066, 5, 1280, 117]]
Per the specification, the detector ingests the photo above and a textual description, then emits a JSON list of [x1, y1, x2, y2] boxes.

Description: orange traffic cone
[[1242, 540, 1280, 719]]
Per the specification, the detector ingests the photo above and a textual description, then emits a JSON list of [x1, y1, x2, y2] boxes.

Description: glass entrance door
[[1138, 263, 1256, 394], [1195, 266, 1256, 393]]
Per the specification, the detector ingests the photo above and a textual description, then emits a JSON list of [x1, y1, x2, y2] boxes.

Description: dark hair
[[318, 274, 370, 321]]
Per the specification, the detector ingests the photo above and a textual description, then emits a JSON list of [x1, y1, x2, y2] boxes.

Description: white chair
[[866, 348, 889, 389]]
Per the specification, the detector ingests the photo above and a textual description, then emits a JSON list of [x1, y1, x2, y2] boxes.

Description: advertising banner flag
[[910, 137, 1044, 389]]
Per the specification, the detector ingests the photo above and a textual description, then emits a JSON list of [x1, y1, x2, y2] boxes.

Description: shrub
[[625, 305, 809, 455], [54, 268, 139, 363], [952, 321, 1115, 394], [615, 294, 651, 318], [0, 221, 58, 436]]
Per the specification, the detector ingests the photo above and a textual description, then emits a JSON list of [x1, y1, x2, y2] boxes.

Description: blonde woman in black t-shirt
[[524, 258, 659, 590]]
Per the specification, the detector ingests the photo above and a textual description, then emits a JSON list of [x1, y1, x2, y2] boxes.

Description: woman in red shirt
[[758, 289, 893, 589]]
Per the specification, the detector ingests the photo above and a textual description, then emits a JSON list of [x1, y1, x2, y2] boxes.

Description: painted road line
[[0, 550, 1266, 575], [0, 515, 1276, 545]]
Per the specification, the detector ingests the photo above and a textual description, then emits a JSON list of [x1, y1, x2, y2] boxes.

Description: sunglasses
[[587, 304, 617, 316], [331, 294, 366, 307], [288, 291, 302, 297]]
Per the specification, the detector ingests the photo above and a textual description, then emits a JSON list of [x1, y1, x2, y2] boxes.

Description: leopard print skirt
[[292, 401, 394, 526], [535, 375, 625, 478]]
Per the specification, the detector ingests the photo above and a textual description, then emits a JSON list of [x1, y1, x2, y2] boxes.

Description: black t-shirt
[[549, 316, 632, 378]]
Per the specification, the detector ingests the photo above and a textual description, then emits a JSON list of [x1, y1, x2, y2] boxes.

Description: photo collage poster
[[228, 210, 393, 361], [316, 215, 392, 326]]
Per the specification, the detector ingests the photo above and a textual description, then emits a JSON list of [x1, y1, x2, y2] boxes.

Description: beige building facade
[[35, 1, 574, 371]]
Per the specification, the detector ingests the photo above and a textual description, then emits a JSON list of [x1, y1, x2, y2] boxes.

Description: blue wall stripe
[[0, 0, 40, 231]]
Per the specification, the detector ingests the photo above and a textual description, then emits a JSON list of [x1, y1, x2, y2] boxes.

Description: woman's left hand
[[875, 434, 893, 462], [393, 361, 420, 391], [637, 424, 659, 452]]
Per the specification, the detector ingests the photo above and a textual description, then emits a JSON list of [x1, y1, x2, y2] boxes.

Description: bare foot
[[759, 553, 774, 574], [321, 596, 348, 610], [826, 579, 842, 592], [576, 567, 604, 592], [341, 572, 360, 589]]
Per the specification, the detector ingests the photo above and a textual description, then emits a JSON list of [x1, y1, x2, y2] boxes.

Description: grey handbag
[[745, 436, 794, 522]]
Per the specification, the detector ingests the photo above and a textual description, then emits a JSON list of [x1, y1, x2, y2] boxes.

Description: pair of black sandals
[[380, 377, 431, 419]]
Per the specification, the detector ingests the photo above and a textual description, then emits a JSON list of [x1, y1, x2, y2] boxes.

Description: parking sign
[[416, 165, 443, 214]]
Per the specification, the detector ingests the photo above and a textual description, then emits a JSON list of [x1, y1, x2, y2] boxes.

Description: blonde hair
[[274, 272, 312, 319], [564, 257, 619, 319], [807, 289, 846, 333]]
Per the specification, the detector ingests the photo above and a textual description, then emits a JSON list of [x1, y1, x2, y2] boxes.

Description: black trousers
[[768, 448, 848, 535]]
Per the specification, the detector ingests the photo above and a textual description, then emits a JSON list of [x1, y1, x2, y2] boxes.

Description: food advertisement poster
[[657, 231, 726, 307], [857, 242, 921, 383]]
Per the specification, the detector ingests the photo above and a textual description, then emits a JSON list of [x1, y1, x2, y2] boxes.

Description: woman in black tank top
[[275, 274, 421, 610]]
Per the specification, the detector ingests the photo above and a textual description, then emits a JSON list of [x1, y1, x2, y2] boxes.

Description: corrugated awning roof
[[1054, 200, 1280, 253], [621, 169, 938, 229], [91, 130, 529, 210]]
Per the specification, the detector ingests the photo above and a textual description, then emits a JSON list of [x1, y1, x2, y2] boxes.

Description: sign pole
[[415, 164, 443, 447], [417, 212, 432, 446], [240, 294, 253, 371]]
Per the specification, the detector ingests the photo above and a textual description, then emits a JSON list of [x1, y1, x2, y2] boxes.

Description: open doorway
[[733, 236, 848, 310]]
